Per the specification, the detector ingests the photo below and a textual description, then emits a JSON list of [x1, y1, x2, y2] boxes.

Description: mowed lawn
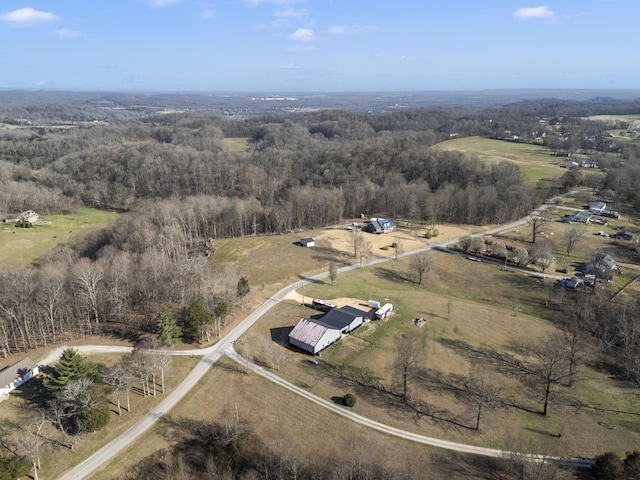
[[0, 207, 119, 267], [433, 136, 596, 185]]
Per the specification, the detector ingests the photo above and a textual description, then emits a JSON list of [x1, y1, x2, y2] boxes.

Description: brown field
[[2, 216, 638, 476]]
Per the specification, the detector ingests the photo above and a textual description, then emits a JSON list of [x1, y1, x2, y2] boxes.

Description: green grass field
[[0, 207, 119, 267], [433, 136, 600, 186]]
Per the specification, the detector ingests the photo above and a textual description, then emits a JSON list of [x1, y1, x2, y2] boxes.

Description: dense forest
[[1, 93, 640, 376]]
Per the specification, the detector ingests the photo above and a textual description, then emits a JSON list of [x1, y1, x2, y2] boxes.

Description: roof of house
[[0, 358, 37, 388], [288, 318, 334, 348], [590, 202, 606, 210], [300, 237, 314, 243], [314, 305, 368, 330], [368, 218, 396, 232]]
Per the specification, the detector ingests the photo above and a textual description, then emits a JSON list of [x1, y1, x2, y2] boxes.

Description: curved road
[[59, 191, 592, 479]]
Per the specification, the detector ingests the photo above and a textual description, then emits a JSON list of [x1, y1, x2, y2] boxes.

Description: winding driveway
[[58, 192, 593, 479]]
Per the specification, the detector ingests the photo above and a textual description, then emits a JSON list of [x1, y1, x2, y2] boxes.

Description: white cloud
[[55, 29, 82, 39], [0, 7, 59, 28], [275, 8, 309, 18], [327, 25, 376, 35], [243, 0, 302, 6], [280, 63, 300, 69], [287, 45, 316, 52], [148, 0, 182, 7], [289, 28, 316, 42], [36, 80, 52, 86], [513, 6, 555, 20], [199, 10, 216, 19]]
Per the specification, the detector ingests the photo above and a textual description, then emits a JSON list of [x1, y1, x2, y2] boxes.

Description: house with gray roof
[[0, 358, 39, 398]]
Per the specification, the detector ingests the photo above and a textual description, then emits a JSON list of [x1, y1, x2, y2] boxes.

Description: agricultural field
[[0, 207, 119, 267], [433, 136, 600, 186]]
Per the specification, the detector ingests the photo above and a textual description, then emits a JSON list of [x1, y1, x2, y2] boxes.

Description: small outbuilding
[[299, 237, 315, 248], [288, 318, 341, 355]]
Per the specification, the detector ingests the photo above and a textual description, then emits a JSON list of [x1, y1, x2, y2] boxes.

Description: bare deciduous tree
[[393, 333, 423, 400], [564, 227, 584, 256], [328, 260, 338, 285], [527, 215, 550, 244], [409, 251, 433, 285]]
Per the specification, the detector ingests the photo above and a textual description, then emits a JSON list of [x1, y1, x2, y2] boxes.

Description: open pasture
[[236, 250, 640, 458], [0, 207, 119, 267], [433, 136, 594, 185]]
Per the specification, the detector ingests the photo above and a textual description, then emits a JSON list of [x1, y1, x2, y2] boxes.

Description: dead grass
[[95, 356, 452, 480], [0, 354, 199, 480], [234, 252, 640, 459]]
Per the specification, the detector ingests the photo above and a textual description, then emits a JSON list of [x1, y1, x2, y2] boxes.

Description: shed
[[299, 237, 315, 247], [0, 358, 39, 397], [288, 318, 341, 355]]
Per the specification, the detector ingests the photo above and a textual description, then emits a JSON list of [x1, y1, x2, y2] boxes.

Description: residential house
[[0, 358, 39, 398], [17, 210, 39, 224], [363, 218, 397, 234], [589, 202, 607, 215], [612, 231, 634, 241], [314, 305, 370, 334]]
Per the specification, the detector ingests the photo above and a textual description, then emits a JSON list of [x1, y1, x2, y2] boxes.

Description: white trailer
[[375, 303, 393, 320]]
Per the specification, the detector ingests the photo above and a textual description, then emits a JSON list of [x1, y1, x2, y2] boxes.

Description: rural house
[[0, 358, 39, 398], [313, 305, 371, 334], [17, 210, 39, 224], [591, 253, 622, 280], [589, 202, 607, 215], [364, 218, 397, 234], [288, 318, 341, 355]]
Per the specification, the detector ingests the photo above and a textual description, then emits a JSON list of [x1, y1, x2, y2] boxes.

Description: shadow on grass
[[330, 396, 346, 406], [373, 267, 408, 284], [269, 326, 293, 344]]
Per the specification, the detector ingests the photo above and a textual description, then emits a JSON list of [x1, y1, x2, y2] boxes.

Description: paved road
[[58, 190, 591, 478]]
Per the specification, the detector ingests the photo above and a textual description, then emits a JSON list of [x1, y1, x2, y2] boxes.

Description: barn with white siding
[[288, 318, 342, 355]]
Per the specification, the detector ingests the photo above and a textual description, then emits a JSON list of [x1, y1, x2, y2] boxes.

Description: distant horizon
[[1, 87, 640, 97]]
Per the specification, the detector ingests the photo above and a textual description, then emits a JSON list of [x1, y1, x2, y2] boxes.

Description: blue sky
[[0, 1, 638, 92]]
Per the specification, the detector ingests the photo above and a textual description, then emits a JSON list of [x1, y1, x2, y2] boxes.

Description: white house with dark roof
[[0, 358, 39, 398], [288, 318, 341, 355], [17, 210, 39, 224]]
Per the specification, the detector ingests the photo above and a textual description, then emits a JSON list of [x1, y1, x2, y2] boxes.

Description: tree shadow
[[373, 266, 408, 284], [330, 396, 346, 406]]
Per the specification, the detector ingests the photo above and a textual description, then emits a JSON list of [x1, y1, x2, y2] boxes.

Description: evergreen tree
[[44, 348, 98, 395], [185, 298, 211, 343], [154, 305, 182, 346], [236, 277, 250, 309], [0, 456, 31, 479]]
